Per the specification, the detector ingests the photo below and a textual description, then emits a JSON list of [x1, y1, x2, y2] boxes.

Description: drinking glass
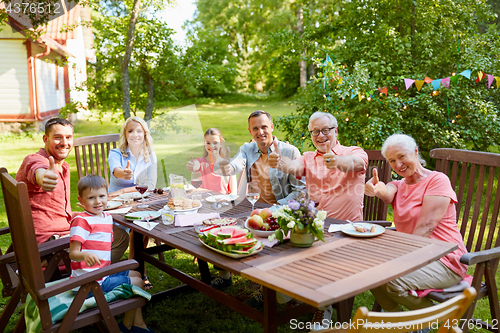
[[191, 171, 203, 192], [135, 176, 149, 208], [246, 182, 260, 212]]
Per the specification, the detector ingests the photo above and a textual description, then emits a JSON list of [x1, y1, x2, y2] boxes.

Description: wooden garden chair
[[428, 148, 500, 332], [0, 167, 146, 333], [363, 150, 391, 221], [0, 167, 72, 330], [73, 133, 120, 186], [315, 287, 476, 333]]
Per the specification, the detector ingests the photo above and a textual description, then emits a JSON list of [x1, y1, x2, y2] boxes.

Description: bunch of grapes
[[264, 217, 280, 231]]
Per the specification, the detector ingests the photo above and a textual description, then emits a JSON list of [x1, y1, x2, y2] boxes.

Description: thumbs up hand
[[187, 156, 200, 172], [218, 147, 234, 176], [269, 138, 281, 168], [364, 168, 386, 197], [38, 156, 59, 192], [123, 160, 133, 180], [323, 141, 337, 169]]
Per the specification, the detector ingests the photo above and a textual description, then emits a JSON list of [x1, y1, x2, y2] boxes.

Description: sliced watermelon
[[231, 241, 263, 254], [218, 235, 250, 245], [231, 239, 257, 249], [232, 229, 249, 238]]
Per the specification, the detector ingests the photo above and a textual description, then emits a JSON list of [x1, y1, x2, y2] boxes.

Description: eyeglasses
[[309, 127, 336, 137]]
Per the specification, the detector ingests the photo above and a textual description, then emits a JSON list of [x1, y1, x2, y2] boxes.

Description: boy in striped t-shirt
[[70, 175, 155, 333]]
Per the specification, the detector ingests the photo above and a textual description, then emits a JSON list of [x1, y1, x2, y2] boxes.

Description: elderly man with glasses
[[269, 111, 368, 222]]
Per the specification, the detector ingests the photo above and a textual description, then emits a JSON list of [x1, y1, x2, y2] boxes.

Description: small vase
[[290, 232, 315, 248]]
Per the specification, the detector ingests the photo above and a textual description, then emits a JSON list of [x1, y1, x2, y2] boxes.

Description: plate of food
[[124, 211, 161, 221], [104, 201, 122, 210], [165, 197, 202, 212], [206, 194, 238, 203], [115, 191, 150, 201], [198, 225, 264, 258], [341, 223, 385, 238], [244, 208, 279, 237], [194, 217, 238, 233]]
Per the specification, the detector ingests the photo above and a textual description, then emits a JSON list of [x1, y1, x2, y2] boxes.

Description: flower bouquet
[[268, 193, 326, 246]]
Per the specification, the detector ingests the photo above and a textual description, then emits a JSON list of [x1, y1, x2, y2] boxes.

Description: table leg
[[334, 297, 354, 323], [263, 286, 278, 333], [132, 230, 145, 275], [197, 259, 211, 284]]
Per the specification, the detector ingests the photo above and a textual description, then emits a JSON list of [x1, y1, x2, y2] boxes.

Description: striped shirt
[[70, 211, 114, 283]]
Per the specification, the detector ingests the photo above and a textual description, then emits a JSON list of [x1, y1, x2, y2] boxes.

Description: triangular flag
[[431, 79, 441, 90], [450, 75, 459, 85], [460, 70, 471, 79], [379, 87, 388, 96], [475, 71, 485, 83], [338, 77, 343, 85], [404, 79, 415, 90], [415, 80, 425, 91], [323, 54, 331, 66], [441, 77, 451, 88], [487, 75, 494, 88], [358, 92, 362, 102], [496, 77, 500, 89], [351, 92, 357, 99], [424, 77, 433, 84]]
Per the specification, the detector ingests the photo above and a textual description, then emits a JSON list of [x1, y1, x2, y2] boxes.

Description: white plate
[[341, 223, 385, 238], [199, 238, 263, 258], [104, 201, 122, 210], [206, 194, 238, 203], [165, 204, 202, 213], [115, 191, 150, 201], [124, 211, 161, 221], [244, 219, 276, 238]]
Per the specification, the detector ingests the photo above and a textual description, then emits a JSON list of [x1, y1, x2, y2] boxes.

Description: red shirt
[[390, 171, 468, 277], [297, 142, 368, 221], [196, 157, 235, 195], [15, 148, 72, 244]]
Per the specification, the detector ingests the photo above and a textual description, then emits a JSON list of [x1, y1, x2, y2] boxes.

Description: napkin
[[174, 213, 220, 227], [256, 231, 291, 248], [107, 207, 132, 214], [133, 221, 158, 231], [328, 224, 347, 233]]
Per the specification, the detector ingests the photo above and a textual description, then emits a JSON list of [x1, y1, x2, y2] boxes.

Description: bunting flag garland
[[404, 79, 415, 90], [424, 77, 433, 84], [497, 77, 500, 89], [460, 70, 471, 79], [431, 79, 441, 91], [487, 75, 494, 88], [379, 87, 388, 96], [450, 75, 459, 84], [441, 77, 451, 88], [415, 80, 425, 91]]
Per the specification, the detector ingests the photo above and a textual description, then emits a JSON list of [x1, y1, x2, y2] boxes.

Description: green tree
[[274, 0, 500, 154]]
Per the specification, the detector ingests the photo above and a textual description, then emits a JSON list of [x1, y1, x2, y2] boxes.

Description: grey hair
[[308, 112, 338, 131], [381, 134, 426, 166]]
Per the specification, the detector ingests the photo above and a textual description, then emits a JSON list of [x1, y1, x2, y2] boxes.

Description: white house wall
[[35, 58, 65, 112], [0, 39, 30, 115]]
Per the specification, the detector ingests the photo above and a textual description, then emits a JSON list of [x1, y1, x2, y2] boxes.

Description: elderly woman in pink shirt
[[364, 134, 467, 312]]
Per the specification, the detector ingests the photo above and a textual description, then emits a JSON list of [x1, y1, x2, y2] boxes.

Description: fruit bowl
[[245, 219, 276, 238]]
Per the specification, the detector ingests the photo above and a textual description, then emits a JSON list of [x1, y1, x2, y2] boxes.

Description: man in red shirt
[[16, 118, 74, 244]]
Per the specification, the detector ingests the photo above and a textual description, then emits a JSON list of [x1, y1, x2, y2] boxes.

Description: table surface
[[112, 191, 458, 309]]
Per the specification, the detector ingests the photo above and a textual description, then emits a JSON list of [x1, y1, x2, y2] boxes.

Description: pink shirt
[[298, 142, 368, 221], [70, 211, 113, 283], [15, 148, 72, 244], [197, 157, 235, 195], [390, 171, 467, 277]]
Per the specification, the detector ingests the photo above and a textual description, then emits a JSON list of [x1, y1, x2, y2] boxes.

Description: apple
[[259, 208, 273, 221], [247, 215, 264, 229], [250, 209, 261, 217]]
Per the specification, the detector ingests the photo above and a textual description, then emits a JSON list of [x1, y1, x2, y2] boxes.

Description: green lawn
[[0, 100, 496, 332]]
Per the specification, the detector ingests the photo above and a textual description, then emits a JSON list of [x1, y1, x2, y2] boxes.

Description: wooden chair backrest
[[363, 150, 391, 221], [73, 134, 120, 185], [0, 168, 47, 313], [430, 148, 500, 252], [345, 287, 476, 333]]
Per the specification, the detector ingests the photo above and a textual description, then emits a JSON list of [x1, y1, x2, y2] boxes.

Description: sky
[[159, 1, 197, 46]]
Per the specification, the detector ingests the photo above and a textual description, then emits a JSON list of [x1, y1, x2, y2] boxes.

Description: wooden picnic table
[[112, 190, 458, 333]]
